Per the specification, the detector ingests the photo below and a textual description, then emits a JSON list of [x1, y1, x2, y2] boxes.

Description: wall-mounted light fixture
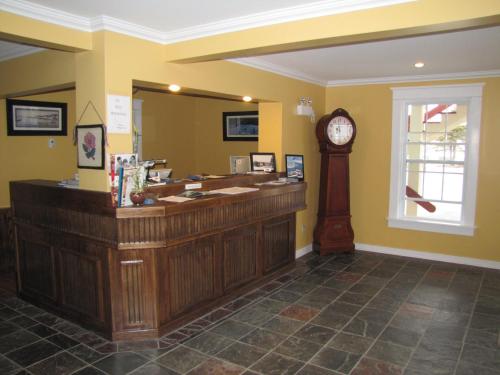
[[296, 97, 315, 123]]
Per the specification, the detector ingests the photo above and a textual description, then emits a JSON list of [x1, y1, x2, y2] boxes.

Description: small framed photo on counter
[[76, 124, 105, 169], [230, 155, 251, 174], [250, 152, 276, 172], [285, 154, 304, 181]]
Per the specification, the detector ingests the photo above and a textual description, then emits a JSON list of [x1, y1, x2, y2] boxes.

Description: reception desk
[[10, 174, 306, 340]]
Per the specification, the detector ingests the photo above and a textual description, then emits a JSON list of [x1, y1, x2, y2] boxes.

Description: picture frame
[[250, 152, 276, 172], [285, 154, 305, 181], [76, 125, 105, 169], [229, 155, 251, 174], [222, 111, 258, 141], [6, 99, 67, 136]]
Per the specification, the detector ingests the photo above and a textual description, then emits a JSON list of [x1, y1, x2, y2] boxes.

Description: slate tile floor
[[0, 251, 499, 375]]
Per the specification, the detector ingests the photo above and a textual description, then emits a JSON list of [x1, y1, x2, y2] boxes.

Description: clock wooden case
[[313, 108, 356, 256]]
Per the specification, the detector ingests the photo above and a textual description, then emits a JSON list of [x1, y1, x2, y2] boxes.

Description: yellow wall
[[0, 90, 77, 207], [326, 77, 500, 262], [134, 91, 197, 178], [134, 91, 258, 177]]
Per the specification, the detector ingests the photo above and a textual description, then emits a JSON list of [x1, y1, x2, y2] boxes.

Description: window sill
[[388, 218, 475, 236]]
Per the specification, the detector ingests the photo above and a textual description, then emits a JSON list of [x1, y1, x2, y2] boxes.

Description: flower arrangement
[[131, 166, 146, 193]]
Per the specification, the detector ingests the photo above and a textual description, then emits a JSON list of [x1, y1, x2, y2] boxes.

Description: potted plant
[[130, 166, 146, 205]]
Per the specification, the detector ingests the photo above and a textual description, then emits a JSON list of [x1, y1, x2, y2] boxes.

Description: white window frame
[[388, 83, 483, 236]]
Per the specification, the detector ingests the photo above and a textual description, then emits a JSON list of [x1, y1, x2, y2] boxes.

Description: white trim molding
[[356, 243, 500, 270], [327, 70, 500, 87], [162, 0, 415, 44], [229, 58, 327, 87], [296, 244, 313, 258], [0, 0, 91, 31], [0, 0, 415, 45]]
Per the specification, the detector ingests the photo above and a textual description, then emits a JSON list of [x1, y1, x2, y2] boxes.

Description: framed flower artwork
[[76, 124, 105, 169]]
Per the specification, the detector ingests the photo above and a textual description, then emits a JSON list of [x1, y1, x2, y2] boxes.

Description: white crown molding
[[0, 43, 43, 62], [327, 70, 500, 87], [355, 242, 500, 270], [0, 0, 415, 45], [0, 0, 90, 31], [161, 0, 416, 44], [89, 15, 165, 44], [230, 57, 327, 87]]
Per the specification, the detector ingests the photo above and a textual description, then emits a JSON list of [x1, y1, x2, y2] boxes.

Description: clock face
[[327, 116, 353, 145]]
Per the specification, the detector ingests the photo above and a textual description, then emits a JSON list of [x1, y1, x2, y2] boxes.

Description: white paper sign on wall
[[107, 95, 131, 134]]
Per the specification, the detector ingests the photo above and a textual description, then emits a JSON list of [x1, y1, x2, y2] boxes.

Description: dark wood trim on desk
[[10, 176, 306, 340]]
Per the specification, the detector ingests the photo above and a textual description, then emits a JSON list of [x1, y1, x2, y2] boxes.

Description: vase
[[130, 191, 145, 205]]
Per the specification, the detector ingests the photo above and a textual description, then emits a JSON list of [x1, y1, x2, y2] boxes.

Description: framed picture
[[222, 111, 258, 141], [250, 152, 276, 172], [285, 154, 305, 181], [76, 125, 105, 169], [6, 99, 67, 136], [229, 155, 251, 174]]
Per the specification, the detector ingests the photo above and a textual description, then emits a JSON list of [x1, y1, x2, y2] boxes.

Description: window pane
[[422, 172, 443, 200], [425, 163, 444, 173], [445, 144, 465, 162], [443, 174, 464, 202], [406, 171, 423, 197], [404, 199, 462, 222], [406, 162, 424, 172], [427, 132, 446, 143], [407, 143, 424, 160], [425, 144, 445, 161], [408, 132, 425, 142], [444, 164, 463, 174]]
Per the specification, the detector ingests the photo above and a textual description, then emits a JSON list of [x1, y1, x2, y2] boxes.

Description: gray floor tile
[[156, 346, 207, 373]]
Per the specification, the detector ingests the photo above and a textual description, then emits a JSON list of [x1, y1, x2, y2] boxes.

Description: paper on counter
[[210, 187, 259, 195], [158, 195, 194, 203], [205, 175, 226, 179]]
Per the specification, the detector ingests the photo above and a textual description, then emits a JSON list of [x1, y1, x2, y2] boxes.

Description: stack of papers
[[210, 187, 259, 195], [158, 196, 194, 203]]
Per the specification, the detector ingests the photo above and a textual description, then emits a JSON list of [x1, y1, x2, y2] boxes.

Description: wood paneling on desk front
[[10, 175, 306, 340]]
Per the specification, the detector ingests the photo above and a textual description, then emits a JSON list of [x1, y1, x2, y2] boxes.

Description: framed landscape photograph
[[229, 155, 251, 174], [6, 99, 67, 136], [76, 125, 105, 169], [250, 152, 276, 172], [222, 111, 258, 141], [285, 154, 305, 181]]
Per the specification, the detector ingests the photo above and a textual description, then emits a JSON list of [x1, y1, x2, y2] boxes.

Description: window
[[389, 84, 483, 236]]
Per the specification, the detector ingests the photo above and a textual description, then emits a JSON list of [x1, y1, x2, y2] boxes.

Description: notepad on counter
[[158, 196, 194, 203], [210, 187, 259, 195]]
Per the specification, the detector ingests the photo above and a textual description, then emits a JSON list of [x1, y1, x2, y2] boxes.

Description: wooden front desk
[[10, 175, 306, 340]]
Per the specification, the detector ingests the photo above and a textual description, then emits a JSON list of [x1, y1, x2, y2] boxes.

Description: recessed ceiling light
[[242, 96, 252, 102], [168, 84, 181, 92], [414, 62, 425, 68]]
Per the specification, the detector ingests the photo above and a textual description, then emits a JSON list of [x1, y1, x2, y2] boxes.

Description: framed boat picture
[[6, 99, 67, 136]]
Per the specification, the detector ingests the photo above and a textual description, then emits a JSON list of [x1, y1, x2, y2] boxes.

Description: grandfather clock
[[313, 108, 356, 256]]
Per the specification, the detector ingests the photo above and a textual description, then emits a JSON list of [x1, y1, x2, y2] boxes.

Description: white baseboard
[[295, 242, 500, 270], [296, 244, 313, 258], [355, 242, 500, 270]]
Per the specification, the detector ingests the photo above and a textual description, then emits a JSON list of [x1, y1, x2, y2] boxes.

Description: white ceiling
[[1, 0, 499, 86], [235, 26, 500, 85]]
